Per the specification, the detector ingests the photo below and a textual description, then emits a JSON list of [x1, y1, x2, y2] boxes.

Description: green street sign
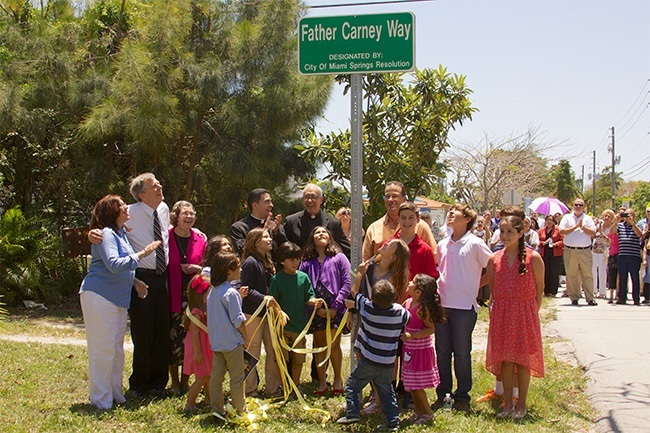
[[298, 12, 415, 75]]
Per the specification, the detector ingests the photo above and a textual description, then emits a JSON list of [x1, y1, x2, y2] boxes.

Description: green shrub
[[0, 206, 79, 305]]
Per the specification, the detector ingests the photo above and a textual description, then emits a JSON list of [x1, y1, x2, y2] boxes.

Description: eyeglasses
[[574, 203, 584, 207], [303, 194, 321, 200]]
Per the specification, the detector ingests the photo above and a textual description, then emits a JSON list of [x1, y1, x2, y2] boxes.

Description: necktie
[[152, 209, 166, 274]]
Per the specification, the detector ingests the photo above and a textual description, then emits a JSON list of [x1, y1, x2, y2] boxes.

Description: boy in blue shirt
[[269, 242, 323, 385], [207, 252, 248, 420], [338, 266, 410, 432]]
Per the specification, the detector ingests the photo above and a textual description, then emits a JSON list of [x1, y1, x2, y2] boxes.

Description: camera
[[621, 212, 629, 218]]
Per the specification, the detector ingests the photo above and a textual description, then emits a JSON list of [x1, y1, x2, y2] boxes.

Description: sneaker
[[415, 414, 434, 425], [378, 424, 399, 431], [586, 300, 598, 306], [336, 416, 360, 425], [476, 389, 498, 402], [452, 399, 471, 414]]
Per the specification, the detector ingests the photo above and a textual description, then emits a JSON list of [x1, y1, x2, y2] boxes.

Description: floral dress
[[486, 249, 544, 377]]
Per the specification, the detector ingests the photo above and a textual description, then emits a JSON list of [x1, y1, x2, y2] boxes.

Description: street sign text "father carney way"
[[298, 13, 415, 75]]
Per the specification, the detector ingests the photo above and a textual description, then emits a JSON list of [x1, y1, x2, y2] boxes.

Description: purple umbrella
[[528, 197, 569, 215]]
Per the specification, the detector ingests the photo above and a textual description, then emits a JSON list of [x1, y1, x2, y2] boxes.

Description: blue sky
[[304, 0, 650, 184]]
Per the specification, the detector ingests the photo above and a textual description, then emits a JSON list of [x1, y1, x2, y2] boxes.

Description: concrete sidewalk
[[548, 297, 650, 433]]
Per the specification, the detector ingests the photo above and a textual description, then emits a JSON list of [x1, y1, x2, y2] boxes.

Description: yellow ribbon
[[202, 295, 352, 429]]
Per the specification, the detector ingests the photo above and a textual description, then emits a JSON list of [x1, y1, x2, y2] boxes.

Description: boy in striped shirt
[[337, 277, 410, 431]]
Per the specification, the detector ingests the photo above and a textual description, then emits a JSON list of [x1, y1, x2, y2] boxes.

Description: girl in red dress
[[486, 216, 544, 420], [182, 275, 213, 413]]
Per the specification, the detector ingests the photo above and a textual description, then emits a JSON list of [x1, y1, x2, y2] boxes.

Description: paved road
[[549, 297, 650, 433]]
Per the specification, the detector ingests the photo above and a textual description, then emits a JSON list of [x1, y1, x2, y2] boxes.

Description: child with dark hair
[[486, 215, 545, 420], [269, 242, 324, 386], [206, 252, 249, 420], [338, 267, 410, 432], [400, 274, 446, 424]]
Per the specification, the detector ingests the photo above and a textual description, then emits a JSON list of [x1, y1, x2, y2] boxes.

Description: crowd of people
[[77, 171, 650, 430]]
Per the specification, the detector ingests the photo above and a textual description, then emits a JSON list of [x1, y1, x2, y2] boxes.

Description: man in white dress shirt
[[559, 198, 597, 306]]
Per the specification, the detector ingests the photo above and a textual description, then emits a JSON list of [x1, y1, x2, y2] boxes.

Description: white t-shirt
[[559, 212, 595, 248], [524, 229, 540, 249], [437, 231, 493, 312]]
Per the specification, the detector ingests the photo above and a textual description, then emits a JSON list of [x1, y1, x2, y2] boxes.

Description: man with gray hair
[[283, 183, 350, 257]]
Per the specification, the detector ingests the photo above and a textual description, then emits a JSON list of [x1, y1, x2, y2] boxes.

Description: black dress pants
[[129, 269, 170, 392]]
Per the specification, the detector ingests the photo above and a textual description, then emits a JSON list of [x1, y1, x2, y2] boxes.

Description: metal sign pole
[[349, 73, 363, 371]]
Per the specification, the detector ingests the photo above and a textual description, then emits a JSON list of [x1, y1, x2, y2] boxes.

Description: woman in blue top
[[79, 195, 160, 410]]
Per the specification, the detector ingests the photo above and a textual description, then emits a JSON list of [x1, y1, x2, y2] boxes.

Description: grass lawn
[[0, 301, 596, 432]]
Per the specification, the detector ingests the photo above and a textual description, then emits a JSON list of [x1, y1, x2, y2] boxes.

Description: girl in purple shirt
[[300, 226, 351, 396]]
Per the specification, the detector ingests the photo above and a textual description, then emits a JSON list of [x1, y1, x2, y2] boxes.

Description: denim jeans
[[435, 307, 477, 402], [345, 358, 398, 428], [618, 254, 642, 303]]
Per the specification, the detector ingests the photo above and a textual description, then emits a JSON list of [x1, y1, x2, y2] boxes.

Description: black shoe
[[586, 300, 598, 306], [571, 300, 579, 306], [641, 300, 650, 304], [452, 399, 471, 414], [402, 391, 414, 409], [431, 399, 444, 412], [127, 390, 148, 400], [616, 300, 627, 305], [149, 388, 168, 399], [634, 301, 641, 305]]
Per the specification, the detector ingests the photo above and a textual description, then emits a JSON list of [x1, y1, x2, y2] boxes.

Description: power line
[[614, 79, 650, 126], [622, 157, 650, 179], [621, 154, 650, 173], [624, 131, 650, 157], [595, 131, 610, 162], [306, 0, 437, 8], [617, 102, 649, 140]]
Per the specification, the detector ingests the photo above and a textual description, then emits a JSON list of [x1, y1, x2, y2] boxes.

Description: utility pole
[[581, 165, 585, 193], [610, 127, 617, 209], [592, 151, 597, 215]]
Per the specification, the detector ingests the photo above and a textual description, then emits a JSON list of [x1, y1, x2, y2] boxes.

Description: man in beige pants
[[559, 198, 597, 306]]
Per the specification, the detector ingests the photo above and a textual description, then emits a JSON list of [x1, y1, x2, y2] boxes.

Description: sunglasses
[[340, 210, 350, 216], [574, 203, 584, 207]]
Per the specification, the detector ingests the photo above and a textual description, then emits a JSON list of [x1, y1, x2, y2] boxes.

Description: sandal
[[415, 414, 434, 425], [332, 388, 345, 396], [314, 386, 330, 397], [513, 408, 527, 420], [496, 408, 514, 419]]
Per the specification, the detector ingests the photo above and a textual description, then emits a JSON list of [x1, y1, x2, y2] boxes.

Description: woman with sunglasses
[[336, 207, 364, 242]]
